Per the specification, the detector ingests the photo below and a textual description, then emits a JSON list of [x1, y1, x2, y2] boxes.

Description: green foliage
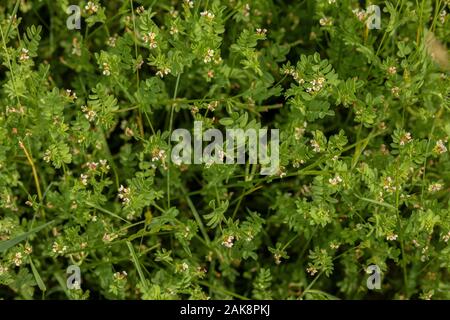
[[0, 0, 449, 300]]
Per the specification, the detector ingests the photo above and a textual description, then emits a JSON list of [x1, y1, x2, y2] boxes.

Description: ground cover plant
[[0, 0, 449, 300]]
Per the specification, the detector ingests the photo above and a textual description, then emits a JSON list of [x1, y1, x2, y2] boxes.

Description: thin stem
[[167, 73, 181, 208]]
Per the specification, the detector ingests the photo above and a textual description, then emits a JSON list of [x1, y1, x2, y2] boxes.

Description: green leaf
[[29, 259, 46, 292], [0, 221, 54, 253]]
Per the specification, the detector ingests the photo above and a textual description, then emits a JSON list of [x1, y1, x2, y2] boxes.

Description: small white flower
[[319, 17, 333, 26], [382, 176, 398, 192], [156, 67, 171, 78], [102, 233, 118, 242], [99, 159, 110, 170], [151, 148, 167, 162], [352, 9, 367, 21], [13, 252, 23, 266], [43, 149, 52, 163], [391, 86, 400, 97], [434, 139, 447, 154], [428, 183, 443, 192], [86, 161, 98, 171], [114, 271, 128, 280], [170, 26, 179, 35], [142, 32, 157, 49], [387, 66, 397, 75], [0, 264, 8, 275], [386, 233, 398, 241], [243, 3, 250, 17], [80, 174, 88, 186], [306, 266, 318, 276], [24, 244, 32, 255], [310, 139, 321, 153], [135, 6, 145, 14], [184, 0, 194, 8], [13, 252, 22, 267], [221, 235, 235, 248], [329, 175, 343, 186], [107, 35, 118, 47], [190, 106, 199, 115], [256, 28, 267, 36], [181, 262, 189, 271], [442, 231, 450, 243], [399, 132, 412, 146], [207, 101, 218, 111], [200, 10, 215, 19], [65, 89, 77, 100], [204, 49, 215, 63], [102, 62, 111, 76], [19, 48, 30, 62], [294, 125, 306, 140], [439, 9, 447, 24], [118, 185, 131, 204], [52, 242, 67, 254], [330, 242, 340, 249], [85, 1, 98, 14]]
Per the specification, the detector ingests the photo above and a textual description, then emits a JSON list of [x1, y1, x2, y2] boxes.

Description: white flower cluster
[[102, 62, 111, 76], [80, 173, 88, 186], [65, 89, 77, 100], [19, 48, 30, 62], [310, 139, 321, 153], [306, 77, 325, 93], [156, 67, 171, 78], [319, 17, 333, 26], [103, 232, 118, 242], [43, 149, 52, 163], [442, 231, 450, 243], [387, 66, 397, 75], [81, 105, 97, 122], [440, 9, 447, 24], [399, 132, 412, 146], [151, 148, 167, 162], [306, 266, 318, 276], [114, 271, 128, 280], [428, 183, 443, 192], [170, 25, 179, 35], [85, 1, 98, 15], [200, 10, 215, 19], [221, 235, 235, 248], [294, 122, 307, 140], [107, 35, 118, 47], [386, 233, 398, 241], [0, 264, 8, 275], [434, 139, 448, 154], [256, 28, 267, 36], [118, 185, 131, 204], [352, 8, 367, 21], [204, 49, 215, 64], [283, 66, 304, 84], [143, 32, 157, 49], [184, 0, 194, 9], [329, 175, 343, 186], [382, 176, 399, 193], [52, 242, 68, 254]]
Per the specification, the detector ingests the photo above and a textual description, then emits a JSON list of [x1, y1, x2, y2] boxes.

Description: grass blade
[[0, 220, 54, 253]]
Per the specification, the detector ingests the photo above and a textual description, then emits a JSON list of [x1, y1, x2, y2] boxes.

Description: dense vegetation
[[0, 0, 449, 300]]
